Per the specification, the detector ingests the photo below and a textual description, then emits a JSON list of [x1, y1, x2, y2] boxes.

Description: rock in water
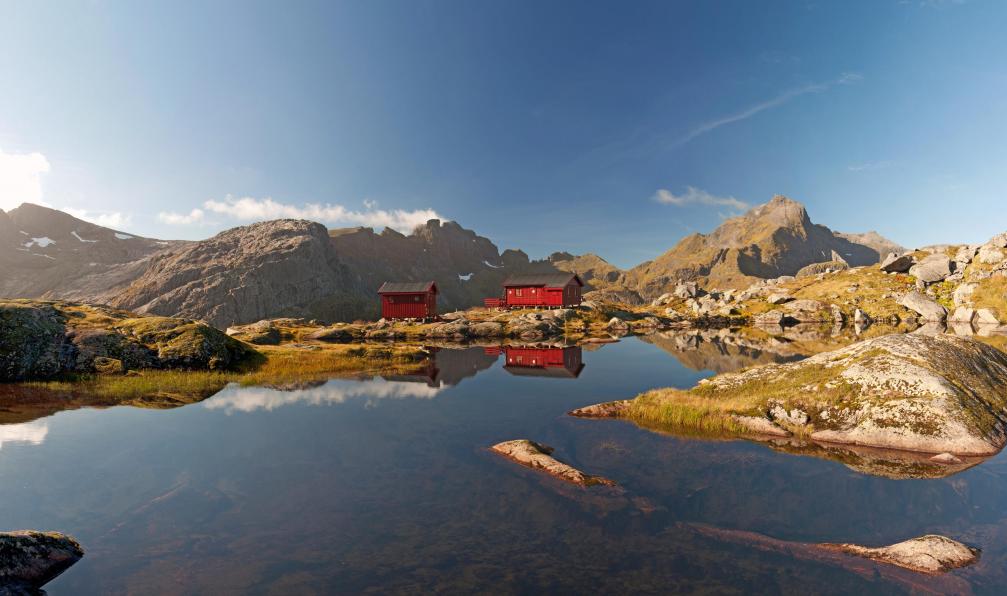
[[821, 535, 979, 574], [0, 531, 84, 590], [899, 291, 948, 322], [490, 440, 615, 487]]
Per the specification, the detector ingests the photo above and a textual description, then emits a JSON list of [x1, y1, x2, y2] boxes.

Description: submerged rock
[[490, 439, 615, 487], [821, 535, 979, 574], [0, 531, 84, 591]]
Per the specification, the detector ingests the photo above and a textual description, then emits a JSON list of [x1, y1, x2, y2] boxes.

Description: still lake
[[4, 337, 1007, 594]]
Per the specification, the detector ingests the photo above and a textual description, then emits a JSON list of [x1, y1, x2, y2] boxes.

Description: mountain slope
[[0, 203, 180, 302], [110, 219, 366, 327], [626, 195, 898, 298]]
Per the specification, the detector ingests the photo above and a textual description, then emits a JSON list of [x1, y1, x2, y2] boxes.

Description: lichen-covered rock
[[112, 316, 250, 370], [0, 302, 72, 381], [225, 320, 281, 345], [0, 531, 83, 590], [821, 535, 979, 574], [796, 261, 848, 278], [305, 326, 356, 342], [490, 439, 615, 487]]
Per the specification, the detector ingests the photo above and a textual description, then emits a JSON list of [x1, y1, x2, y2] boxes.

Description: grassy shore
[[26, 343, 431, 402]]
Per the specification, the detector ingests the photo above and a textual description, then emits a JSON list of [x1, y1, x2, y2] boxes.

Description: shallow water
[[3, 338, 1007, 594]]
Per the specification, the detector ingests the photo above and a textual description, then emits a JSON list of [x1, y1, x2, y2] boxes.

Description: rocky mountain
[[0, 203, 180, 302], [109, 220, 368, 327], [624, 195, 902, 299]]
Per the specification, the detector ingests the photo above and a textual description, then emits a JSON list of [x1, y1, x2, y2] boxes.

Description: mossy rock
[[93, 357, 125, 375], [0, 302, 71, 381], [112, 317, 252, 370]]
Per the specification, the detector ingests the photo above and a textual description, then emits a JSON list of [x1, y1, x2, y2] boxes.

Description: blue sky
[[1, 0, 1004, 268]]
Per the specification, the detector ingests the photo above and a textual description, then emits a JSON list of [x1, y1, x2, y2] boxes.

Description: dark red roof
[[501, 273, 583, 288], [378, 281, 438, 294]]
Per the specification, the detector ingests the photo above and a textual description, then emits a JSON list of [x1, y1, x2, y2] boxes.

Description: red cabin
[[503, 346, 584, 378], [501, 273, 584, 308], [377, 281, 438, 320]]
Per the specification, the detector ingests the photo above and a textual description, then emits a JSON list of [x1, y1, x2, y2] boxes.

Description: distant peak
[[746, 194, 810, 228]]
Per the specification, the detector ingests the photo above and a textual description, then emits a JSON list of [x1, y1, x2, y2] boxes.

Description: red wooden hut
[[503, 346, 584, 378], [377, 281, 438, 320], [499, 273, 584, 308]]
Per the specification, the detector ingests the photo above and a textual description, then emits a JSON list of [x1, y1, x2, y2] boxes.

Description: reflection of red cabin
[[503, 346, 584, 378], [501, 273, 584, 308], [378, 281, 438, 319]]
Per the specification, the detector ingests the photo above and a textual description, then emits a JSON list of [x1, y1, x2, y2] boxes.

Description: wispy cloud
[[157, 208, 206, 225], [63, 207, 132, 229], [653, 186, 750, 213], [847, 160, 893, 172], [160, 195, 444, 233], [671, 72, 863, 148], [0, 146, 50, 211]]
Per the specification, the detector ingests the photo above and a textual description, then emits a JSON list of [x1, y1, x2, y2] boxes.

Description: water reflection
[[0, 419, 48, 450], [501, 345, 584, 378], [204, 378, 447, 413]]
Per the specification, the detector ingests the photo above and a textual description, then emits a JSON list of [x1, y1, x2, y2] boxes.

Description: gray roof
[[377, 281, 437, 294], [501, 273, 583, 288]]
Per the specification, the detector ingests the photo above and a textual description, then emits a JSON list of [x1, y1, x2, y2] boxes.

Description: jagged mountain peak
[[744, 195, 812, 228]]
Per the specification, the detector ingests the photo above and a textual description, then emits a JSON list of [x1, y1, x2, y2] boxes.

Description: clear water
[[3, 337, 1007, 594]]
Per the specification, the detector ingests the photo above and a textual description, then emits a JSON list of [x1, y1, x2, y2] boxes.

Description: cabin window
[[515, 289, 523, 297], [414, 295, 420, 302]]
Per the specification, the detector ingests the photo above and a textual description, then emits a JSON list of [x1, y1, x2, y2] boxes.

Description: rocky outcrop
[[0, 300, 253, 381], [0, 531, 83, 592], [580, 334, 1007, 456], [821, 535, 979, 574], [490, 439, 615, 486]]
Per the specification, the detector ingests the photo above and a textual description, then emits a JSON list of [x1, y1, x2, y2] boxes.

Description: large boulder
[[880, 253, 914, 273], [978, 244, 1005, 264], [953, 282, 978, 307], [0, 531, 83, 592], [899, 291, 948, 322], [796, 261, 848, 278], [909, 253, 952, 284]]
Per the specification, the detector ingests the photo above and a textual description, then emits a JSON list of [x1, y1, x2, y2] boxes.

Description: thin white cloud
[[671, 72, 863, 148], [848, 160, 893, 172], [157, 208, 205, 225], [653, 186, 750, 212], [0, 146, 50, 211], [202, 195, 444, 233], [63, 207, 133, 229]]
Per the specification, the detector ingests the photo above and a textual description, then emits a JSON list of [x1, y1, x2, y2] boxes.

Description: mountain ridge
[[0, 196, 902, 324]]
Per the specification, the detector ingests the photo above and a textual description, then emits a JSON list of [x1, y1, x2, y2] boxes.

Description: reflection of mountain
[[383, 347, 500, 387], [640, 331, 806, 374], [204, 378, 446, 414], [502, 346, 584, 379]]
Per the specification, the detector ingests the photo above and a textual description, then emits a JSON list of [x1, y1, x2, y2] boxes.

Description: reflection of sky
[[203, 378, 446, 414], [0, 420, 49, 450]]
